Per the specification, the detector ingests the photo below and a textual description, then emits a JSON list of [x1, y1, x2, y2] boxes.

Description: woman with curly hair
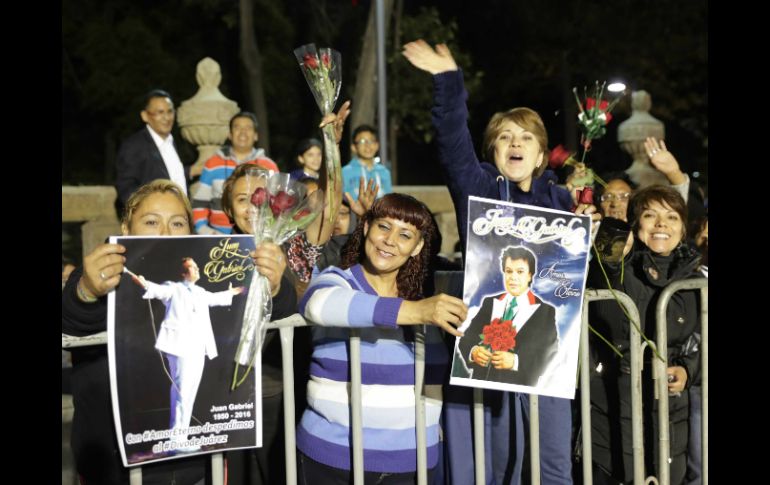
[[296, 193, 469, 484]]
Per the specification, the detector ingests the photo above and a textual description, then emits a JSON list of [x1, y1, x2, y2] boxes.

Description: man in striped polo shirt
[[191, 112, 278, 234]]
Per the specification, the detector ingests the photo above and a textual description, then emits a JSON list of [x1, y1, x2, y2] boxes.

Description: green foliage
[[386, 7, 483, 144]]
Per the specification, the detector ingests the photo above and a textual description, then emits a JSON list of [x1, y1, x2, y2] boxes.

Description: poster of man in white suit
[[109, 235, 261, 466], [132, 257, 244, 448]]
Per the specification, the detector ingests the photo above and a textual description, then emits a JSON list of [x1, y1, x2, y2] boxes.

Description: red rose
[[548, 144, 571, 169], [303, 53, 318, 70], [586, 98, 612, 124], [251, 187, 268, 206], [270, 191, 298, 217], [321, 52, 331, 69], [481, 319, 517, 352], [292, 208, 311, 221], [577, 187, 594, 205]]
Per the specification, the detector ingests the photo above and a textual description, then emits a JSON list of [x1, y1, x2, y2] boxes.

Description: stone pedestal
[[177, 57, 240, 174], [81, 220, 122, 257], [62, 186, 121, 260], [617, 91, 668, 188]]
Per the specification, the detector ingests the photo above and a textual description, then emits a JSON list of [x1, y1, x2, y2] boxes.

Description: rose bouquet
[[479, 318, 517, 378], [294, 43, 342, 224], [548, 81, 622, 204], [232, 168, 324, 389], [574, 81, 622, 156]]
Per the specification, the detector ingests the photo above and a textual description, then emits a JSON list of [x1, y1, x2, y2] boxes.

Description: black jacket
[[457, 291, 558, 386], [115, 127, 190, 205], [585, 241, 703, 482]]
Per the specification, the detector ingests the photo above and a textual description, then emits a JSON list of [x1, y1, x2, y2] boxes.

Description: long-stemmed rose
[[549, 144, 607, 200], [294, 44, 343, 225], [573, 81, 623, 162], [233, 169, 324, 389]]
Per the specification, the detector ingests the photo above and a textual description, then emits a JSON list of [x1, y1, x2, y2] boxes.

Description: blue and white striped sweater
[[297, 264, 449, 473]]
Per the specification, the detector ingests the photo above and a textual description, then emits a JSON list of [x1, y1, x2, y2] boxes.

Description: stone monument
[[176, 57, 240, 176], [617, 90, 668, 188]]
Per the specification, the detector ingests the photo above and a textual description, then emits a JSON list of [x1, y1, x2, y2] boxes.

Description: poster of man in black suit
[[450, 196, 591, 399], [457, 246, 558, 387]]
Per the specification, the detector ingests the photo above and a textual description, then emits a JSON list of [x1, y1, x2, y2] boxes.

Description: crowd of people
[[63, 39, 707, 485]]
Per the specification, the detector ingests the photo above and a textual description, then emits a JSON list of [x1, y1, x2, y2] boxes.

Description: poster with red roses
[[450, 196, 592, 398]]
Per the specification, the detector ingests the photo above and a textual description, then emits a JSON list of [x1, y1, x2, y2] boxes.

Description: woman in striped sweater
[[296, 193, 468, 484]]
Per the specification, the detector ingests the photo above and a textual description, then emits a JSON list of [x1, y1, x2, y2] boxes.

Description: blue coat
[[431, 70, 572, 247]]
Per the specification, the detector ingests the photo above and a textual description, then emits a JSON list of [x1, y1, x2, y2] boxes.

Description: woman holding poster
[[295, 193, 468, 483], [62, 179, 290, 484], [63, 180, 210, 484], [403, 40, 600, 484]]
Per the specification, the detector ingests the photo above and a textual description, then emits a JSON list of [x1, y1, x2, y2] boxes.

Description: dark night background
[[62, 0, 707, 197]]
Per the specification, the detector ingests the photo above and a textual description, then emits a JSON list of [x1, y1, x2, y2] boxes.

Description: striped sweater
[[191, 148, 278, 234], [297, 264, 449, 473]]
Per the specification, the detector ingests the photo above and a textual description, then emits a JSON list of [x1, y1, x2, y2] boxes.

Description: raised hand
[[130, 274, 147, 289], [228, 282, 246, 296], [402, 40, 458, 75], [345, 177, 379, 217], [644, 137, 686, 185], [319, 100, 352, 144]]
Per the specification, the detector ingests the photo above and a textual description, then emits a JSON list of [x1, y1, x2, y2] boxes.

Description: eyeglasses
[[355, 138, 377, 146], [600, 192, 631, 202]]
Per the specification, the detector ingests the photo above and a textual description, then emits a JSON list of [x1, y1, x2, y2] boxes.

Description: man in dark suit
[[115, 89, 201, 207], [457, 246, 558, 386]]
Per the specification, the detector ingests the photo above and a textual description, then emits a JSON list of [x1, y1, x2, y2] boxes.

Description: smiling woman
[[587, 184, 703, 483], [62, 179, 213, 484], [295, 193, 468, 483], [401, 38, 596, 484], [62, 179, 293, 484]]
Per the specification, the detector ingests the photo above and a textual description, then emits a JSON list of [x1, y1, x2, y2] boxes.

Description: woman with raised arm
[[402, 39, 601, 484]]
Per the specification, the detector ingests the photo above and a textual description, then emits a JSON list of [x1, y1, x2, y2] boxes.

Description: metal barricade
[[579, 289, 645, 485], [65, 276, 708, 485], [263, 314, 430, 485], [579, 278, 708, 485], [63, 310, 431, 485], [654, 278, 708, 485]]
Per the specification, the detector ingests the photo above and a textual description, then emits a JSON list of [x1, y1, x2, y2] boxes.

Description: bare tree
[[239, 0, 270, 152]]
